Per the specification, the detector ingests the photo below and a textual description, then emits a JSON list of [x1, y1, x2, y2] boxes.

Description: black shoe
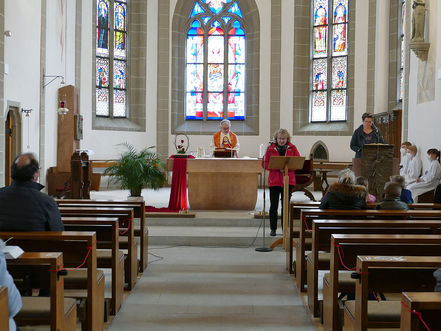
[[270, 230, 276, 236]]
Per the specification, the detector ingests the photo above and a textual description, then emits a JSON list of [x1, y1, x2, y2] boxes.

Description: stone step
[[148, 225, 282, 247], [146, 217, 270, 227]]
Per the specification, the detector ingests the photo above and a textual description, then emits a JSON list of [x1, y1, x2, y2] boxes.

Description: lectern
[[352, 144, 399, 200], [268, 156, 305, 250]]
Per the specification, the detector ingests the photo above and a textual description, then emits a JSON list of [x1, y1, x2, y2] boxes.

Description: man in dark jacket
[[0, 153, 64, 231], [376, 182, 410, 210]]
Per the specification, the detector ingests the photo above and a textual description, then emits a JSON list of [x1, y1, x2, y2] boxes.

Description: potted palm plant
[[104, 143, 166, 198]]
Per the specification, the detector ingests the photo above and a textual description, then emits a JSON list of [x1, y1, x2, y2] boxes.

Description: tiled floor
[[107, 246, 317, 331]]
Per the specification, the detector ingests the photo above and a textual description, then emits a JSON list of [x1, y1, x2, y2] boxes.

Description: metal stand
[[256, 144, 273, 252]]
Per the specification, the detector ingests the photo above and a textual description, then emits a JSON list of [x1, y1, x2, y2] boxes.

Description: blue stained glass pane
[[232, 20, 241, 28], [228, 36, 245, 63], [212, 20, 221, 28], [228, 64, 245, 92], [204, 0, 228, 14], [201, 16, 211, 24], [97, 0, 109, 28], [223, 17, 231, 24], [187, 35, 204, 63], [114, 3, 126, 31], [113, 60, 126, 89], [186, 92, 203, 120], [227, 2, 243, 18], [96, 57, 109, 87], [188, 27, 204, 35], [191, 20, 201, 28], [190, 2, 204, 18]]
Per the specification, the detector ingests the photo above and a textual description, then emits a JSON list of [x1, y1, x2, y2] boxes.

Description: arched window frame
[[171, 0, 260, 136], [185, 0, 246, 121], [310, 0, 349, 123], [95, 0, 128, 119]]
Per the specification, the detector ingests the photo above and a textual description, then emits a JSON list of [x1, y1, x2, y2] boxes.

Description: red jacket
[[261, 142, 300, 187]]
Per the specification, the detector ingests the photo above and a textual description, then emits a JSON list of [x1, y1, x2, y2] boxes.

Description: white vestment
[[400, 153, 411, 176], [405, 155, 422, 184], [407, 159, 441, 200]]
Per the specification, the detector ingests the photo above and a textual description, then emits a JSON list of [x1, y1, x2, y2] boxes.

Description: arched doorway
[[5, 107, 22, 185]]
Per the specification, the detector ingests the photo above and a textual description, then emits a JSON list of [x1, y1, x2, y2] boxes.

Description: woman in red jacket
[[262, 129, 300, 236]]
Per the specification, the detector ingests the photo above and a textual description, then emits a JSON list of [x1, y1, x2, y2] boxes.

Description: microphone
[[268, 141, 275, 145]]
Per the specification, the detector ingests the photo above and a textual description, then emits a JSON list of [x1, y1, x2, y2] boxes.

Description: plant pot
[[127, 196, 144, 201]]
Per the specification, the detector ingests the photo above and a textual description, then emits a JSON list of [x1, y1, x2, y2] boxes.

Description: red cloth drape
[[168, 155, 194, 210]]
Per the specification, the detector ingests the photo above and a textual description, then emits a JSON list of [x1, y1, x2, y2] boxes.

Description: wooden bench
[[323, 234, 441, 331], [56, 199, 148, 272], [58, 206, 137, 290], [306, 219, 441, 317], [0, 286, 8, 331], [343, 256, 441, 330], [62, 217, 123, 315], [293, 209, 441, 290], [401, 292, 441, 331], [1, 231, 104, 331], [8, 252, 76, 331]]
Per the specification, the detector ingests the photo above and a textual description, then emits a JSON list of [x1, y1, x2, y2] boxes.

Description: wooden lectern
[[268, 156, 305, 250], [352, 144, 399, 201]]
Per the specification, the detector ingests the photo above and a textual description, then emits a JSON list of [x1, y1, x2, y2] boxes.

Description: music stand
[[267, 156, 305, 250]]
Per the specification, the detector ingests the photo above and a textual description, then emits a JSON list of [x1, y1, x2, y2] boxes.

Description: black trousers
[[269, 185, 293, 231]]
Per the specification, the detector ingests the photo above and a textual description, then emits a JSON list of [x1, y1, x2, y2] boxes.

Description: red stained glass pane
[[228, 92, 245, 119], [314, 0, 328, 26], [312, 58, 327, 90], [186, 92, 204, 120], [208, 64, 224, 91], [333, 0, 347, 24], [313, 27, 328, 57], [207, 93, 224, 119], [331, 57, 346, 89], [332, 23, 347, 55]]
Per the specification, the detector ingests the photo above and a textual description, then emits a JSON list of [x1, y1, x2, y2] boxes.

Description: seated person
[[0, 239, 22, 331], [376, 182, 410, 210], [399, 141, 412, 176], [0, 153, 64, 231], [407, 148, 441, 202], [404, 145, 422, 184], [390, 175, 413, 204], [355, 176, 376, 203], [319, 169, 367, 210], [211, 119, 240, 157]]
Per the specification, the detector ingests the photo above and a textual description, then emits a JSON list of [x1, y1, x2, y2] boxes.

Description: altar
[[167, 158, 263, 210]]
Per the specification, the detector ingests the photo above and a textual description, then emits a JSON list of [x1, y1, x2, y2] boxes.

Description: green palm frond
[[104, 143, 166, 196]]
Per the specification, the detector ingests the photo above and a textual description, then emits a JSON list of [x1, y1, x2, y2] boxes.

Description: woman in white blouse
[[404, 145, 422, 184], [407, 148, 441, 201]]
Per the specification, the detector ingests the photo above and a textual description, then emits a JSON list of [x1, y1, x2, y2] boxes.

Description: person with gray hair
[[211, 119, 240, 157], [376, 182, 410, 210], [319, 168, 367, 209]]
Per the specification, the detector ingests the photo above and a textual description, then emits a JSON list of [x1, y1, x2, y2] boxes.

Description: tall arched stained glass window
[[399, 0, 405, 102], [186, 0, 246, 120], [311, 0, 348, 122], [96, 0, 128, 118]]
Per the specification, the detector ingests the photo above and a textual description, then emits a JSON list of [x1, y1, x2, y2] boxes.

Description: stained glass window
[[399, 0, 405, 101], [311, 0, 348, 122], [185, 0, 246, 120], [95, 0, 128, 118]]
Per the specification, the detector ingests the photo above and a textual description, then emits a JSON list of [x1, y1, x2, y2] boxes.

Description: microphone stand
[[256, 142, 273, 252]]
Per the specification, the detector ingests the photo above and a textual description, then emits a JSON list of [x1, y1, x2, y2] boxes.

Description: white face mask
[[427, 155, 433, 161], [400, 147, 406, 156]]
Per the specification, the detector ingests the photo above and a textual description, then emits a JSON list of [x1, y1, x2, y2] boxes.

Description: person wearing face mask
[[262, 129, 300, 236], [350, 113, 384, 158], [399, 141, 412, 176], [407, 148, 441, 202], [404, 145, 422, 184]]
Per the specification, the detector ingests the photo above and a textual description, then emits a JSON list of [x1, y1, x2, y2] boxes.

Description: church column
[[374, 0, 390, 114]]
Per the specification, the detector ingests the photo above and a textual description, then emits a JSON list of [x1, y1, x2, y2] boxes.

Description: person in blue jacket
[[350, 112, 384, 158]]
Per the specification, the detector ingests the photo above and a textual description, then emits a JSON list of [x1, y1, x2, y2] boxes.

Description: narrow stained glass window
[[399, 0, 405, 102], [95, 0, 128, 118], [311, 0, 348, 122], [185, 0, 246, 121]]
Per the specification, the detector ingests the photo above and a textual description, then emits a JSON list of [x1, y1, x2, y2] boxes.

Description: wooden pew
[[0, 287, 8, 331], [62, 217, 123, 315], [58, 206, 137, 290], [343, 256, 441, 330], [400, 292, 441, 331], [8, 252, 76, 331], [56, 199, 148, 272], [307, 219, 441, 317], [294, 209, 441, 291], [1, 232, 103, 331], [323, 234, 441, 331]]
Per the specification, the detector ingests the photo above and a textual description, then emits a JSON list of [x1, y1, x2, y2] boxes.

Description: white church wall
[[79, 0, 157, 160], [4, 0, 42, 155], [407, 0, 441, 173]]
